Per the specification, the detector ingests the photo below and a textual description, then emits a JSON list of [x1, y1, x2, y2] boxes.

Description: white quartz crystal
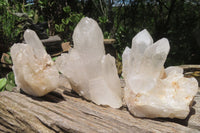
[[123, 29, 198, 119], [56, 17, 122, 108], [11, 29, 60, 96]]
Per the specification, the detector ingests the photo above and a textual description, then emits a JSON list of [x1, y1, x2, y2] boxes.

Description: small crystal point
[[132, 29, 153, 54], [73, 17, 105, 60], [123, 29, 198, 119], [56, 17, 122, 108], [24, 29, 47, 58]]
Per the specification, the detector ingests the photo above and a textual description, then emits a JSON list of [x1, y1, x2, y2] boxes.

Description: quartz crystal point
[[122, 29, 198, 119], [56, 17, 122, 108], [10, 29, 60, 96]]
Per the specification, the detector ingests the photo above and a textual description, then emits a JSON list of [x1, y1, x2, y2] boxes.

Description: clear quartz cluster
[[123, 29, 198, 119], [11, 29, 60, 96], [56, 17, 122, 108]]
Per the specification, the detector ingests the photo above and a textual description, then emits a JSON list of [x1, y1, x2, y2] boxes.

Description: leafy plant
[[3, 52, 12, 65], [55, 5, 84, 42], [5, 72, 16, 91], [0, 0, 22, 47], [0, 72, 16, 92], [0, 0, 43, 49], [0, 78, 7, 91], [37, 0, 70, 36], [51, 56, 57, 62]]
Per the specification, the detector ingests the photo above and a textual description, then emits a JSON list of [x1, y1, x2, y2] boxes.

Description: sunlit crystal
[[123, 29, 198, 119], [56, 17, 122, 108], [11, 29, 60, 96]]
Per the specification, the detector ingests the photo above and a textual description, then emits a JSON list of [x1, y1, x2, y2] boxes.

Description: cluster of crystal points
[[56, 17, 122, 108], [11, 29, 60, 96], [123, 29, 198, 119], [10, 18, 198, 118]]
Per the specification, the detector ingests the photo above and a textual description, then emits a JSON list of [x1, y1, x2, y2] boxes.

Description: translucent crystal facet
[[56, 17, 122, 108], [11, 29, 60, 96], [123, 29, 198, 119]]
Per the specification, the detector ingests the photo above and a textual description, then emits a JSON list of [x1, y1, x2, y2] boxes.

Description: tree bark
[[0, 85, 199, 133]]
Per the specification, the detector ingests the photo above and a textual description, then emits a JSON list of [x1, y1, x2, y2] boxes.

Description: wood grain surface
[[0, 86, 199, 133]]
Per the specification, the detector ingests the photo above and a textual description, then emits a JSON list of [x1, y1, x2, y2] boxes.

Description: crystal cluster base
[[11, 29, 60, 96], [122, 29, 198, 119], [56, 17, 122, 108]]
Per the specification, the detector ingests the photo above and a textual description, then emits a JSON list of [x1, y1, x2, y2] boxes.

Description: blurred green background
[[0, 0, 200, 66]]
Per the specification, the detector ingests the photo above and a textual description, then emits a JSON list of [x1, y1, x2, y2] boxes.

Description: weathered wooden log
[[104, 39, 116, 58], [188, 90, 200, 130], [0, 87, 200, 133], [41, 35, 62, 55]]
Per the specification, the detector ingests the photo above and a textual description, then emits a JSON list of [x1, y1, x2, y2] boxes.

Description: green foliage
[[51, 56, 57, 62], [3, 52, 12, 65], [114, 25, 128, 54], [5, 72, 16, 91], [1, 0, 200, 68], [98, 16, 111, 38], [36, 0, 71, 36], [0, 72, 16, 92], [0, 0, 41, 48], [55, 6, 84, 42], [111, 0, 200, 66], [0, 0, 22, 46], [63, 6, 71, 13], [0, 78, 7, 91], [98, 16, 109, 24]]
